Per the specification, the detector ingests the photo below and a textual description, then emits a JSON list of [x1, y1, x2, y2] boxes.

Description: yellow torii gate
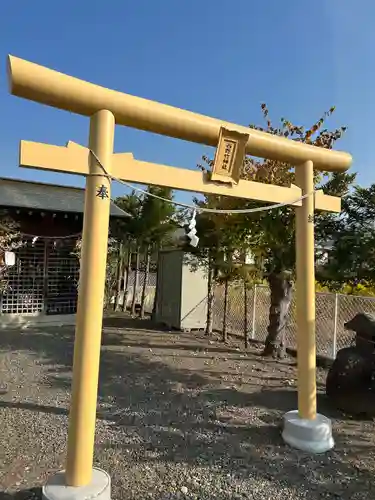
[[7, 55, 352, 500]]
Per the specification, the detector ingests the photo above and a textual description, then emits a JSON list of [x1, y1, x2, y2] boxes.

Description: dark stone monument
[[326, 313, 375, 417]]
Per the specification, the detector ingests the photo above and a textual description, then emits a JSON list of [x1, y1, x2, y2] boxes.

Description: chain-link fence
[[213, 284, 375, 360], [121, 275, 375, 360]]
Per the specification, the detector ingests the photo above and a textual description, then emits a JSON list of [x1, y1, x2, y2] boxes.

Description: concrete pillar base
[[42, 468, 111, 500], [282, 410, 334, 453]]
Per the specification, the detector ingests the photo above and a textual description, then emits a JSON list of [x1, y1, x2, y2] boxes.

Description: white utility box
[[155, 249, 208, 331]]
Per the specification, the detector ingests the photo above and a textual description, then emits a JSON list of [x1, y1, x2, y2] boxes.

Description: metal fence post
[[332, 293, 339, 359], [251, 284, 257, 340]]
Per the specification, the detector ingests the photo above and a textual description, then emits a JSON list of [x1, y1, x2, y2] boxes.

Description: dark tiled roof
[[0, 177, 130, 218]]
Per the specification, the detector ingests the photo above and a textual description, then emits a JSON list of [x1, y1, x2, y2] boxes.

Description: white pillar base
[[282, 410, 334, 453], [42, 468, 111, 500]]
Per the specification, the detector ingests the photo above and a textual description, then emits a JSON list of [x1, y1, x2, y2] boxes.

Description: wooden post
[[65, 109, 115, 486], [251, 284, 257, 340], [332, 293, 339, 359], [295, 160, 317, 420]]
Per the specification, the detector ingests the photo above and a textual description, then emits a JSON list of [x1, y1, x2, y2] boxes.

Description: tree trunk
[[122, 248, 132, 312], [222, 276, 229, 343], [151, 250, 159, 322], [114, 243, 124, 311], [139, 246, 151, 319], [205, 253, 215, 337], [131, 247, 140, 316], [244, 279, 249, 349], [263, 272, 293, 358]]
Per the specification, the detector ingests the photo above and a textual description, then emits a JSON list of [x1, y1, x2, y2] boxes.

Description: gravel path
[[0, 316, 374, 499]]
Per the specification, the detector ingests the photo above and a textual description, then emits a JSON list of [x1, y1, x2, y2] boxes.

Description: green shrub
[[316, 280, 375, 297]]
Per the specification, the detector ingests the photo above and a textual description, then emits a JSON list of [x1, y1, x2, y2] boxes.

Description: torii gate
[[7, 55, 352, 500]]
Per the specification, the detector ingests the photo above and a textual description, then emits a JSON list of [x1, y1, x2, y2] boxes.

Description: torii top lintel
[[7, 55, 352, 173]]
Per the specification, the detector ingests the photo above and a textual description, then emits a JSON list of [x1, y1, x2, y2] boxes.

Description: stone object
[[282, 410, 334, 453], [42, 469, 111, 500], [344, 312, 375, 355], [326, 313, 375, 417]]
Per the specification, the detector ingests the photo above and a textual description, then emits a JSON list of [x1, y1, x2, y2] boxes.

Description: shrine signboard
[[211, 127, 249, 184]]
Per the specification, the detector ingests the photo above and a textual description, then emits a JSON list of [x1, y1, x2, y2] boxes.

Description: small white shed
[[154, 249, 208, 331]]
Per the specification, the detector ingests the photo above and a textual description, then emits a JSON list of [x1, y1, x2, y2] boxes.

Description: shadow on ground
[[0, 320, 373, 499], [0, 488, 41, 499], [103, 315, 166, 332]]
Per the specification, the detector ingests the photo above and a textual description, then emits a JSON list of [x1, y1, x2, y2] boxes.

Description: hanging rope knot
[[187, 210, 199, 247]]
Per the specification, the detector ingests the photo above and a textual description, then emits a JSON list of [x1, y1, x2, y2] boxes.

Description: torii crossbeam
[[7, 54, 352, 500]]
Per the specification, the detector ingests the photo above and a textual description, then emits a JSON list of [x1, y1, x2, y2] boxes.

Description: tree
[[244, 105, 355, 357], [111, 192, 143, 315], [131, 248, 140, 316], [187, 195, 249, 338], [71, 187, 177, 316], [111, 187, 176, 318], [197, 104, 355, 357], [185, 210, 222, 337], [136, 186, 176, 319], [238, 262, 260, 349], [113, 241, 125, 311], [121, 247, 132, 312], [320, 184, 375, 287], [0, 211, 21, 293], [72, 235, 118, 308]]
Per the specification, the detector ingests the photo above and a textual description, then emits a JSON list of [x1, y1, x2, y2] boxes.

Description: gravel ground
[[0, 316, 374, 499]]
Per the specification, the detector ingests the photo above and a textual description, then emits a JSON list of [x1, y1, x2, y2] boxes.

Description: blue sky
[[1, 0, 374, 203]]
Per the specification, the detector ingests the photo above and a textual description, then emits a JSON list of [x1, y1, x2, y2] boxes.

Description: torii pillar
[[7, 55, 352, 500]]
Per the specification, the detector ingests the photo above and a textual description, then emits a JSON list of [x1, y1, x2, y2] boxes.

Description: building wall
[[180, 260, 208, 330], [1, 208, 81, 321], [155, 250, 183, 328]]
